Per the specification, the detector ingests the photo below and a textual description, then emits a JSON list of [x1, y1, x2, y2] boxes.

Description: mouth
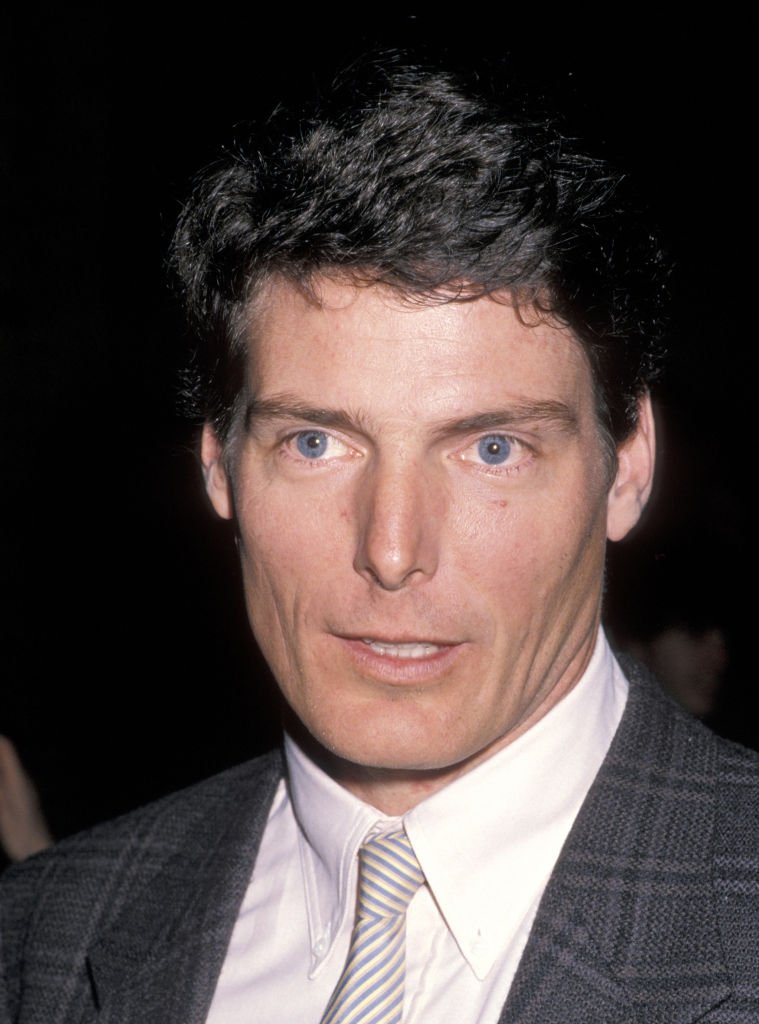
[[361, 639, 445, 659], [334, 633, 463, 684]]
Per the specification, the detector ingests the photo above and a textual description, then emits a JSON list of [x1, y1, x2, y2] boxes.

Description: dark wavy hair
[[171, 54, 668, 462]]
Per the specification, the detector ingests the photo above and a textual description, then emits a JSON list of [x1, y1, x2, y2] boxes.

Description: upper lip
[[337, 632, 459, 646]]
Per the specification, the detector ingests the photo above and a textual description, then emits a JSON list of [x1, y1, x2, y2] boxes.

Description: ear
[[606, 393, 656, 542], [201, 423, 234, 520]]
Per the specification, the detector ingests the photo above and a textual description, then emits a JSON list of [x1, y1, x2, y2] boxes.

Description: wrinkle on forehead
[[246, 269, 567, 334]]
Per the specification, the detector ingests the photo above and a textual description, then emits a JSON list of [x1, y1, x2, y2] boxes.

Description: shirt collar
[[285, 734, 398, 975], [285, 629, 627, 979]]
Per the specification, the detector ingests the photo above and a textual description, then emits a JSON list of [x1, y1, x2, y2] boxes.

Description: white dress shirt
[[206, 630, 627, 1023]]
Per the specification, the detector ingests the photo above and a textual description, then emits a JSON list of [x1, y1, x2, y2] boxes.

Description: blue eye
[[296, 430, 329, 459], [477, 434, 512, 465]]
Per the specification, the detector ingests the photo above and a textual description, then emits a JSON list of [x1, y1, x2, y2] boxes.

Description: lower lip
[[338, 637, 464, 684]]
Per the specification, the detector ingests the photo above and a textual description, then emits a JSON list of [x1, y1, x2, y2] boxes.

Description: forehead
[[246, 277, 596, 423]]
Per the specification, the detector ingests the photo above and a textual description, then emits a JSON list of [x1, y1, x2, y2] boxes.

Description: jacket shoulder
[[621, 654, 759, 806], [0, 749, 284, 1020], [621, 657, 759, 1011], [711, 732, 759, 1002]]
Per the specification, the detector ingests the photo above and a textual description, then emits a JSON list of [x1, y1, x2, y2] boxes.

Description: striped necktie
[[320, 828, 425, 1024]]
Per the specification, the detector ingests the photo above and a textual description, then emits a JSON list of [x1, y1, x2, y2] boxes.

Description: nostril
[[362, 564, 424, 592]]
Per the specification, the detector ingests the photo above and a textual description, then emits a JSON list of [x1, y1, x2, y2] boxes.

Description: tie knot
[[357, 829, 425, 919]]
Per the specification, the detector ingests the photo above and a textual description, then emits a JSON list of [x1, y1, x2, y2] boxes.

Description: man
[[1, 56, 757, 1023]]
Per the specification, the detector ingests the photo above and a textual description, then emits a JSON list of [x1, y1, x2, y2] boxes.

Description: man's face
[[204, 277, 651, 787]]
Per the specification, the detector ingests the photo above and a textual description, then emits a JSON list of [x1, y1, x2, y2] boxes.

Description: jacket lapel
[[83, 751, 283, 1024], [499, 664, 731, 1024]]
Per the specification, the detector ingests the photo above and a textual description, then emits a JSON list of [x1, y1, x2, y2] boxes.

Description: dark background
[[2, 13, 756, 840]]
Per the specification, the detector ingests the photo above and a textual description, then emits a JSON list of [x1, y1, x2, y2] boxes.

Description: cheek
[[455, 482, 606, 606], [448, 492, 532, 574], [236, 495, 301, 626], [238, 481, 328, 568], [236, 486, 346, 635]]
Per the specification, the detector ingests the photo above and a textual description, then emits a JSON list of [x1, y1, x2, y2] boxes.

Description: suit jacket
[[1, 662, 757, 1023]]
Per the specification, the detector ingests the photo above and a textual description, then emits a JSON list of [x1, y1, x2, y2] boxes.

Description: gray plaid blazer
[[1, 662, 757, 1023]]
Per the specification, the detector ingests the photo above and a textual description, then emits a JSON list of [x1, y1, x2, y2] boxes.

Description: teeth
[[362, 639, 441, 659]]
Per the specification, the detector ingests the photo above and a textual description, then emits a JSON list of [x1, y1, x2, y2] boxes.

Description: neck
[[329, 761, 468, 817]]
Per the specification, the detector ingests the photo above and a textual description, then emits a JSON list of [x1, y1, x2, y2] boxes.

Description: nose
[[353, 456, 441, 590]]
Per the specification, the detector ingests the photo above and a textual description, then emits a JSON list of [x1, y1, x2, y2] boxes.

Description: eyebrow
[[244, 394, 579, 438], [244, 395, 370, 435], [430, 401, 580, 439]]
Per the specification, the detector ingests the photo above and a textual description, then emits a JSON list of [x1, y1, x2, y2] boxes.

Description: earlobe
[[201, 423, 234, 520], [606, 394, 656, 542]]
